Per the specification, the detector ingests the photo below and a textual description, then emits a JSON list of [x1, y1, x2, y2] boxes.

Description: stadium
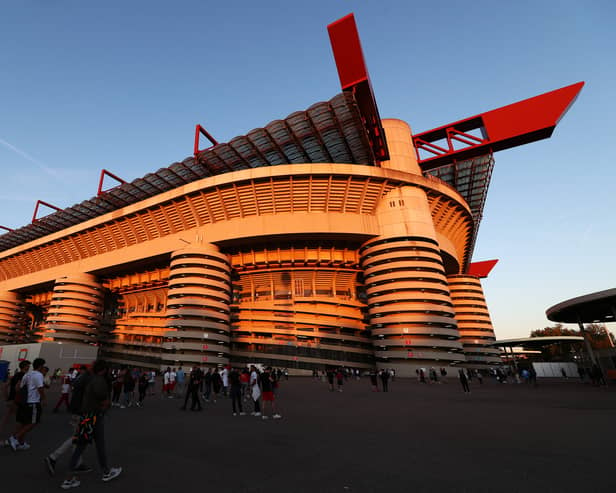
[[0, 14, 582, 375]]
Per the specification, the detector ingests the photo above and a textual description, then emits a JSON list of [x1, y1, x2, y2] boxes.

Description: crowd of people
[[0, 357, 608, 488], [0, 361, 287, 489], [1, 358, 122, 489]]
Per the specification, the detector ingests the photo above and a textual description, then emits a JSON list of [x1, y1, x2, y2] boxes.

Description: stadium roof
[[0, 92, 375, 253]]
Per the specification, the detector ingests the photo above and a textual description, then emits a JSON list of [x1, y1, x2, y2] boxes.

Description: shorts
[[17, 403, 42, 425], [262, 391, 274, 402]]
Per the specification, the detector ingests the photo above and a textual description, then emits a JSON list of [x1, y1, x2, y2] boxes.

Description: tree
[[529, 323, 614, 361]]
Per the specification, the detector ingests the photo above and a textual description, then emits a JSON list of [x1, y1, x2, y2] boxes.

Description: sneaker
[[232, 412, 237, 416], [262, 415, 269, 420], [102, 467, 122, 482], [253, 412, 261, 417], [273, 414, 282, 419], [45, 455, 57, 476], [8, 435, 18, 452], [60, 478, 81, 489], [120, 405, 126, 409], [16, 442, 31, 451], [239, 412, 246, 416], [73, 464, 93, 473]]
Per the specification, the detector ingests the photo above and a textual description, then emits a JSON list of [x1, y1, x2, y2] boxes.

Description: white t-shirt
[[163, 372, 170, 385], [169, 371, 176, 383], [221, 368, 229, 386], [22, 370, 44, 404], [61, 383, 70, 394], [250, 371, 258, 387]]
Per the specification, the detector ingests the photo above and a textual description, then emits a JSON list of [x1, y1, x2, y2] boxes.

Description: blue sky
[[1, 1, 614, 339]]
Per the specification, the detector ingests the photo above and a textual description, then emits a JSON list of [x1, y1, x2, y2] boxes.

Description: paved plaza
[[1, 376, 615, 492]]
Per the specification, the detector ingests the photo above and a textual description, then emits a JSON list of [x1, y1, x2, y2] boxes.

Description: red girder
[[97, 169, 127, 196], [327, 13, 389, 162], [32, 200, 62, 223], [194, 124, 219, 156], [413, 82, 584, 170], [467, 259, 499, 278]]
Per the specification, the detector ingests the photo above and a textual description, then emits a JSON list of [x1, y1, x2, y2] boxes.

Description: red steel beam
[[97, 169, 127, 196], [413, 82, 584, 170], [467, 259, 499, 278], [32, 200, 62, 223], [0, 225, 13, 232], [327, 13, 389, 162], [194, 124, 219, 156]]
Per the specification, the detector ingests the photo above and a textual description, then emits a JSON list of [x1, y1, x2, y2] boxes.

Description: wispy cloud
[[0, 137, 58, 176]]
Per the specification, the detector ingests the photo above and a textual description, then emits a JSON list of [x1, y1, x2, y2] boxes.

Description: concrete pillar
[[44, 273, 104, 344], [360, 186, 463, 377], [447, 275, 501, 368], [0, 291, 26, 343], [379, 119, 422, 175], [164, 244, 231, 367]]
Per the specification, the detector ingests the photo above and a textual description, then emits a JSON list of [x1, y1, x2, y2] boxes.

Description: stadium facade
[[0, 15, 582, 375]]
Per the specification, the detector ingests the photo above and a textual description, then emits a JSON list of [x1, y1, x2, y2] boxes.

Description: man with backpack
[[7, 357, 46, 451], [60, 360, 122, 489], [45, 365, 92, 476]]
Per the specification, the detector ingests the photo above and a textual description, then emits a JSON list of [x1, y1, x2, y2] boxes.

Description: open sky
[[1, 0, 614, 339]]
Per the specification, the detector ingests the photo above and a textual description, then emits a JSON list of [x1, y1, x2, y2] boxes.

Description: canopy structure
[[546, 289, 616, 324], [491, 336, 584, 349]]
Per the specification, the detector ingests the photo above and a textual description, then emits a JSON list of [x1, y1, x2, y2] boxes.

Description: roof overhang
[[491, 336, 584, 348], [546, 288, 616, 324]]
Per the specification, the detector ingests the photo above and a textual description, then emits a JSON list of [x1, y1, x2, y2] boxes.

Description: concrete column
[[44, 273, 103, 344], [379, 119, 422, 175], [447, 275, 501, 368], [0, 291, 26, 343], [360, 186, 463, 377], [164, 244, 231, 367]]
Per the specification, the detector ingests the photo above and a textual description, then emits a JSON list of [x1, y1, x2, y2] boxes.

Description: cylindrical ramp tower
[[361, 185, 464, 377], [44, 273, 103, 344], [164, 244, 232, 367], [447, 275, 501, 367], [0, 291, 26, 343]]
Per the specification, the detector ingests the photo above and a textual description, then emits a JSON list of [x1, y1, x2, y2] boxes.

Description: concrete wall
[[0, 342, 98, 374]]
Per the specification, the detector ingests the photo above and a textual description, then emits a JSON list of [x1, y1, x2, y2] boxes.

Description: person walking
[[203, 368, 212, 402], [45, 366, 92, 477], [1, 360, 30, 433], [221, 366, 229, 397], [137, 371, 149, 407], [260, 367, 281, 420], [229, 368, 244, 416], [380, 369, 390, 392], [53, 376, 71, 413], [120, 369, 135, 408], [369, 369, 379, 392], [326, 368, 335, 392], [458, 369, 470, 393], [7, 357, 46, 451], [60, 360, 121, 489], [175, 367, 186, 398], [211, 368, 222, 403], [249, 365, 261, 416], [181, 367, 202, 411], [240, 368, 250, 401], [335, 368, 344, 392]]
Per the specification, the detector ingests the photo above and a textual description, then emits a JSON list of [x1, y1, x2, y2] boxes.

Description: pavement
[[1, 376, 615, 493]]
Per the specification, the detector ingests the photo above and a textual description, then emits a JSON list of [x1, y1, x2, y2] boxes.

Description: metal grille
[[425, 153, 494, 256]]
